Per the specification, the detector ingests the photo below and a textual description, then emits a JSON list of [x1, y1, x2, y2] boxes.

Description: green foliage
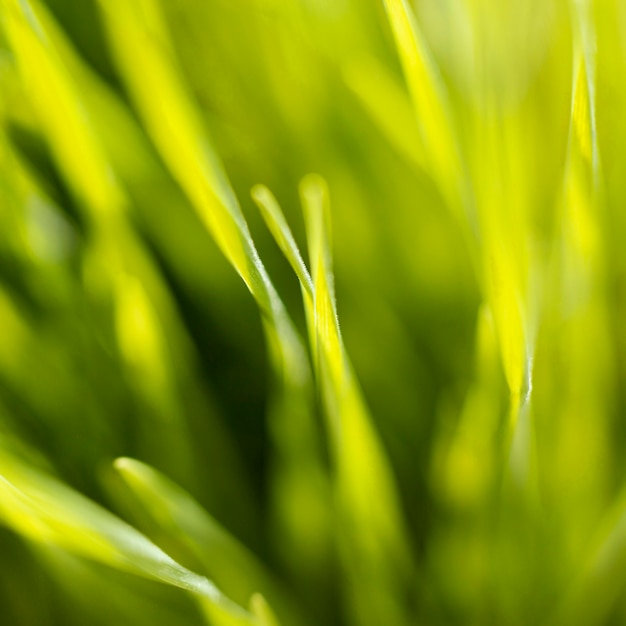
[[0, 0, 625, 624]]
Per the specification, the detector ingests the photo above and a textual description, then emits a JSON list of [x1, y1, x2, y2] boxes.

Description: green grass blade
[[97, 0, 310, 397], [251, 185, 314, 300], [250, 184, 334, 606], [1, 0, 124, 217], [96, 0, 258, 293], [381, 0, 465, 214], [0, 451, 258, 626], [547, 6, 613, 623], [112, 457, 303, 626], [251, 184, 316, 357], [299, 174, 413, 625], [97, 6, 334, 600]]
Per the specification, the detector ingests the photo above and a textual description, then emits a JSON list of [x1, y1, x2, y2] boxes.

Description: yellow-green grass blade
[[113, 457, 303, 626], [563, 5, 602, 282], [0, 450, 258, 626], [381, 2, 531, 420], [251, 185, 314, 301], [96, 0, 254, 292], [547, 6, 614, 620], [381, 0, 534, 409], [300, 175, 413, 625], [98, 2, 330, 589], [2, 0, 254, 512], [251, 184, 316, 353], [467, 123, 529, 408], [532, 7, 615, 623], [381, 0, 465, 216], [251, 184, 334, 593], [97, 0, 310, 391], [1, 0, 124, 219]]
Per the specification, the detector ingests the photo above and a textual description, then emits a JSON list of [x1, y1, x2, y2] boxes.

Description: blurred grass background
[[1, 0, 626, 624]]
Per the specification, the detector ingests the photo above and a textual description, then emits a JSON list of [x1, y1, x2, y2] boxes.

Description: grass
[[0, 0, 626, 624]]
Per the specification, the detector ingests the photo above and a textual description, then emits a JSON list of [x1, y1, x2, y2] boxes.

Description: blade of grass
[[97, 0, 311, 401], [251, 184, 334, 598], [2, 0, 256, 506], [0, 449, 259, 626], [98, 2, 333, 598], [546, 4, 614, 623], [251, 184, 315, 356], [258, 175, 414, 624], [381, 0, 534, 413], [1, 0, 124, 218], [112, 457, 298, 626], [380, 0, 467, 219]]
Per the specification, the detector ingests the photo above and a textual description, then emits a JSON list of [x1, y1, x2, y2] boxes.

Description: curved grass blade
[[301, 175, 413, 625], [0, 451, 258, 626], [97, 0, 311, 402], [2, 0, 257, 508], [547, 4, 614, 624], [251, 185, 316, 354], [97, 2, 333, 595], [251, 186, 335, 596], [380, 0, 466, 218], [112, 457, 302, 626], [253, 176, 414, 622], [251, 185, 314, 301]]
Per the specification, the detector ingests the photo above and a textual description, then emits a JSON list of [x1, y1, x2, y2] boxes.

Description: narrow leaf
[[0, 452, 257, 625]]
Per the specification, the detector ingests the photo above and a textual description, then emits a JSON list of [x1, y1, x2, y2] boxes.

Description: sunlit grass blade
[[563, 0, 602, 281], [379, 0, 536, 415], [251, 185, 314, 301], [96, 0, 256, 292], [112, 457, 301, 626], [3, 0, 257, 505], [254, 174, 416, 622], [381, 0, 466, 216], [299, 175, 413, 625], [250, 184, 334, 611], [97, 3, 334, 599], [546, 5, 614, 621], [380, 0, 535, 420], [97, 0, 310, 392], [482, 237, 529, 404], [0, 451, 258, 626], [1, 0, 124, 217], [251, 184, 316, 353]]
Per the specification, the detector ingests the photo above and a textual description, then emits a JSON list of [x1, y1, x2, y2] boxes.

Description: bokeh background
[[2, 0, 626, 624]]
